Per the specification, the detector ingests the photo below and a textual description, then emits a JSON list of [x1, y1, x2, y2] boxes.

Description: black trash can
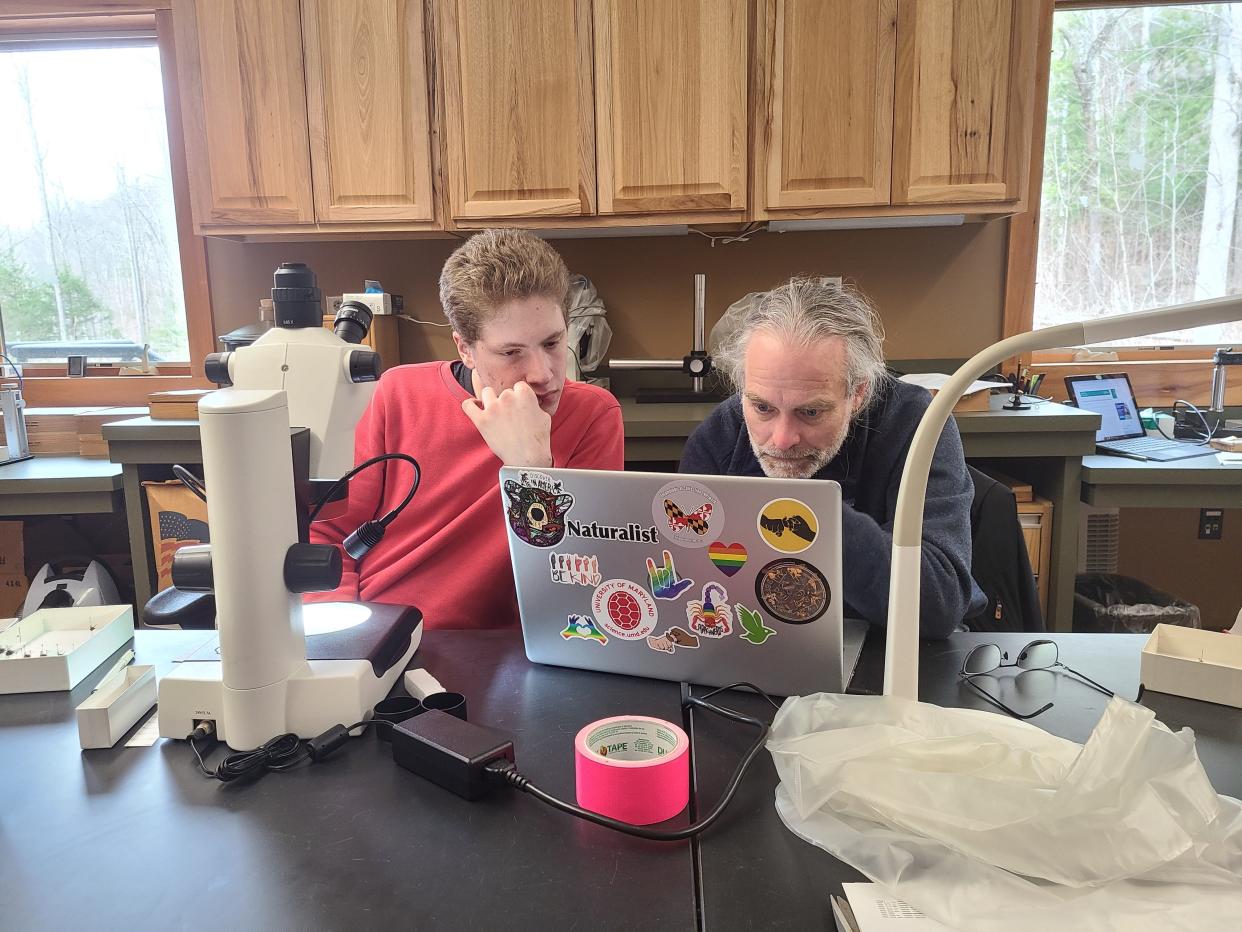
[[1073, 573, 1200, 633]]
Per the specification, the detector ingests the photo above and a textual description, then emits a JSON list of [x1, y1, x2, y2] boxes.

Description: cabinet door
[[436, 0, 595, 219], [755, 0, 896, 210], [302, 0, 435, 222], [892, 0, 1040, 205], [594, 0, 747, 214], [173, 0, 314, 225]]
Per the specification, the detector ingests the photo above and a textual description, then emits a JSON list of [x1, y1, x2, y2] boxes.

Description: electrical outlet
[[1198, 509, 1223, 540]]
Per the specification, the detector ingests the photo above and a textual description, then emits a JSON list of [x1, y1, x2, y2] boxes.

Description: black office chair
[[142, 587, 216, 630], [965, 466, 1045, 633]]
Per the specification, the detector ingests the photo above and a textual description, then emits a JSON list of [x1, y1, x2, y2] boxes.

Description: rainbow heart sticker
[[708, 541, 747, 577]]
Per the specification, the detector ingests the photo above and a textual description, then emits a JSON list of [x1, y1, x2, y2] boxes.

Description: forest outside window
[[1035, 1, 1242, 349], [0, 13, 210, 403]]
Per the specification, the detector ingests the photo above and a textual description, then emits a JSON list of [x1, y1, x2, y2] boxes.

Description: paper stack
[[897, 373, 999, 413]]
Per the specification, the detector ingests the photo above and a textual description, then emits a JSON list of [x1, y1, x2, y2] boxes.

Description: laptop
[[1065, 373, 1215, 462], [500, 466, 865, 697]]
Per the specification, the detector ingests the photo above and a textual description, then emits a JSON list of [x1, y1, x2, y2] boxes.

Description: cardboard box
[[0, 573, 29, 618], [77, 664, 157, 749], [1140, 624, 1242, 710], [143, 480, 210, 592], [0, 520, 24, 576]]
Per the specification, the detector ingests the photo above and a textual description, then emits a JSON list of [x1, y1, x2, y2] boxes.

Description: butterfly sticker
[[664, 499, 712, 536], [652, 480, 723, 550]]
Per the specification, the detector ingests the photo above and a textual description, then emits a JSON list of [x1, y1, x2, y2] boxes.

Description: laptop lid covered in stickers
[[500, 466, 846, 697]]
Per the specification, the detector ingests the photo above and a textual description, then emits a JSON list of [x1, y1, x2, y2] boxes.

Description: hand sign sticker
[[645, 549, 694, 600]]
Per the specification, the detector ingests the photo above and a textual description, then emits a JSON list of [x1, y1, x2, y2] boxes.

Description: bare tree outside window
[[1035, 3, 1242, 346], [0, 43, 188, 364]]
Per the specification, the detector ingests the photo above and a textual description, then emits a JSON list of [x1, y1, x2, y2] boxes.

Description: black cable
[[1155, 400, 1216, 445], [189, 718, 391, 783], [308, 453, 421, 527], [0, 352, 23, 392], [485, 682, 779, 842], [191, 731, 310, 782], [172, 464, 207, 502]]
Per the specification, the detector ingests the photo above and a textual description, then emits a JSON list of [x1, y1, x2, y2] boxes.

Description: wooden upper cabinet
[[172, 0, 314, 226], [435, 0, 595, 219], [302, 0, 435, 222], [755, 0, 896, 211], [594, 0, 747, 214], [892, 0, 1040, 206]]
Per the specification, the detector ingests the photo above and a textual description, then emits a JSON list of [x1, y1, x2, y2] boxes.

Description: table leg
[[122, 464, 154, 615], [1045, 456, 1081, 632]]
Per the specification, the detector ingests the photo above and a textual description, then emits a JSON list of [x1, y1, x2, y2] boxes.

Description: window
[[1034, 2, 1242, 347], [0, 39, 188, 364]]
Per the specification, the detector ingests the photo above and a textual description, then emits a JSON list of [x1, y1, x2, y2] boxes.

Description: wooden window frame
[[1003, 0, 1242, 406], [0, 3, 214, 406]]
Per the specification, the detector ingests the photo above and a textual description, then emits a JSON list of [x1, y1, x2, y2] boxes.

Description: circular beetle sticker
[[754, 558, 830, 624]]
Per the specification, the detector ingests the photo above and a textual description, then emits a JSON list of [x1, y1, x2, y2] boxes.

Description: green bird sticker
[[737, 603, 776, 645]]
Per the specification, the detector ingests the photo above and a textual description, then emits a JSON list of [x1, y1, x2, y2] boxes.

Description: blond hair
[[438, 229, 571, 343]]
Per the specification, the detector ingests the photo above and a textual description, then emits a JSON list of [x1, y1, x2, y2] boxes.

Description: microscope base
[[159, 611, 422, 749]]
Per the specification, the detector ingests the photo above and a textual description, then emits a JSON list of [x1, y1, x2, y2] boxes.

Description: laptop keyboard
[[1106, 435, 1194, 456]]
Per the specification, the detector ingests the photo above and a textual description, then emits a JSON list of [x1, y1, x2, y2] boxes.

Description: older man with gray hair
[[680, 277, 982, 638]]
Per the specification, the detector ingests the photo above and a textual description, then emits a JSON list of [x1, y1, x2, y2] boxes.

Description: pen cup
[[421, 691, 467, 721]]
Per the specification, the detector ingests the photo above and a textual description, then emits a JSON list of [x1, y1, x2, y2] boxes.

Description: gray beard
[[749, 429, 847, 479]]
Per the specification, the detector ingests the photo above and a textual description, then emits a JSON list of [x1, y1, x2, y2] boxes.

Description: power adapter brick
[[391, 709, 515, 800]]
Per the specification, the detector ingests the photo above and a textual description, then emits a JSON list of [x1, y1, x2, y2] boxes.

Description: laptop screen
[[1066, 374, 1145, 442]]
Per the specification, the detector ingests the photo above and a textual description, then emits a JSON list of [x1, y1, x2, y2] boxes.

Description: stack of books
[[147, 389, 212, 420]]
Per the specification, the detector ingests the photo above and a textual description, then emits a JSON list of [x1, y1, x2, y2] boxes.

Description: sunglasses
[[959, 639, 1115, 720]]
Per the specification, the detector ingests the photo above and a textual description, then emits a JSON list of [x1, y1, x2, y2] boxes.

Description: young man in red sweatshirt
[[309, 229, 624, 628]]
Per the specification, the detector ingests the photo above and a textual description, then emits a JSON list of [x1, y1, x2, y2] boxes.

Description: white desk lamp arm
[[884, 293, 1242, 699]]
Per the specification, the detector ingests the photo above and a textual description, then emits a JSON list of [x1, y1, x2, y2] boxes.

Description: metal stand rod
[[693, 273, 705, 393]]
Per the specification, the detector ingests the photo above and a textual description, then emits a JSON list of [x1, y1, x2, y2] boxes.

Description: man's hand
[[461, 381, 553, 466]]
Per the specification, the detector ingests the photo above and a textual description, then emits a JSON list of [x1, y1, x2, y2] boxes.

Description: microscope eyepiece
[[271, 262, 324, 329], [334, 300, 374, 345]]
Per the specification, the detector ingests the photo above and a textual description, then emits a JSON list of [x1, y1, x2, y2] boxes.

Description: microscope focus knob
[[205, 352, 233, 387], [348, 349, 382, 383], [171, 544, 214, 591], [284, 543, 343, 593]]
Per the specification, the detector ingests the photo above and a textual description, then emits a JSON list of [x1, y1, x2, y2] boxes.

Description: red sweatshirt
[[307, 361, 624, 629]]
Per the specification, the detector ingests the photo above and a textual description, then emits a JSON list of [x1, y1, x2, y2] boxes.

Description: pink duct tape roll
[[574, 715, 690, 826]]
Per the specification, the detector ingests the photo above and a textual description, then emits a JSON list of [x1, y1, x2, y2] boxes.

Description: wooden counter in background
[[106, 397, 1098, 630]]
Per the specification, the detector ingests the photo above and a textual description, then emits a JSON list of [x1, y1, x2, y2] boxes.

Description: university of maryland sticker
[[755, 558, 830, 624], [561, 613, 608, 645], [651, 479, 722, 549], [503, 471, 574, 548], [591, 579, 658, 640], [685, 582, 733, 639]]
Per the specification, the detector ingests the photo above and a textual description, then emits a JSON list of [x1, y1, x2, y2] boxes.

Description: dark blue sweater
[[679, 378, 982, 639]]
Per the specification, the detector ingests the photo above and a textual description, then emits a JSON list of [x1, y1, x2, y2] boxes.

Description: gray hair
[[714, 277, 888, 410]]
